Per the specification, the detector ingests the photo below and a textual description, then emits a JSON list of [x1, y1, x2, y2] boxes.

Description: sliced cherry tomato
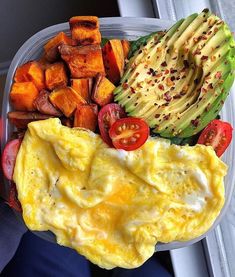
[[197, 119, 233, 157], [109, 117, 149, 151], [98, 103, 126, 146], [7, 182, 22, 213], [1, 139, 21, 180]]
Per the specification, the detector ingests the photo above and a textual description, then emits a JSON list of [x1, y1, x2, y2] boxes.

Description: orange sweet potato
[[14, 61, 45, 91], [70, 78, 92, 102], [10, 82, 39, 111], [45, 62, 68, 90], [92, 73, 115, 106], [74, 104, 98, 131], [69, 16, 101, 45], [121, 40, 130, 59], [37, 55, 52, 70], [44, 32, 75, 62], [49, 87, 86, 117], [102, 39, 125, 84], [8, 111, 55, 129], [59, 44, 105, 78]]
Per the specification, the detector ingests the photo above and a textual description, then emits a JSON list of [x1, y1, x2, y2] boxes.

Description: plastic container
[[1, 17, 235, 251]]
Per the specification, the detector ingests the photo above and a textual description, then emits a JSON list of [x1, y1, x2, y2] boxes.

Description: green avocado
[[114, 9, 235, 138]]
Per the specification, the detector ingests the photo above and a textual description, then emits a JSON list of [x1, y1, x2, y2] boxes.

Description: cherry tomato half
[[98, 103, 126, 147], [109, 117, 149, 151], [197, 119, 233, 157], [1, 139, 21, 180]]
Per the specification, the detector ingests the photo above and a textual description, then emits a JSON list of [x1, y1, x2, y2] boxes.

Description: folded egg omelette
[[14, 118, 227, 269]]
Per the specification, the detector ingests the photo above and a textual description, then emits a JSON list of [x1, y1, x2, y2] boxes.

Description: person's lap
[[1, 231, 172, 277]]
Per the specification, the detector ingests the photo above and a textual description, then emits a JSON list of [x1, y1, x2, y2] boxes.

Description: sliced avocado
[[114, 10, 235, 138]]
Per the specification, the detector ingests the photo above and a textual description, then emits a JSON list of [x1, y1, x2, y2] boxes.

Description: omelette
[[13, 118, 227, 269]]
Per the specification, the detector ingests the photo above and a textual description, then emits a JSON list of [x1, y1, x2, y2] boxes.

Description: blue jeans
[[2, 231, 172, 277]]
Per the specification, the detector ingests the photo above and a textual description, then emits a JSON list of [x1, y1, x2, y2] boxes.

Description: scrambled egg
[[14, 118, 227, 269]]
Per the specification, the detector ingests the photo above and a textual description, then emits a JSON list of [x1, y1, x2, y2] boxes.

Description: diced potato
[[14, 61, 45, 91], [121, 40, 131, 59], [8, 111, 55, 129], [34, 90, 62, 116], [10, 82, 39, 111], [44, 32, 75, 62], [45, 62, 68, 90], [61, 117, 73, 128], [74, 104, 98, 131], [70, 78, 92, 102], [102, 39, 125, 84], [49, 87, 86, 117], [59, 44, 105, 78], [92, 73, 115, 106], [37, 56, 52, 70], [69, 16, 101, 45]]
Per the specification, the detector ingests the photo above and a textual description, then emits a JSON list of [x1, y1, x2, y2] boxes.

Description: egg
[[13, 118, 227, 269]]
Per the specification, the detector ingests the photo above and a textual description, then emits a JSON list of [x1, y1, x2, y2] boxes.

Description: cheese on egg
[[14, 118, 227, 269]]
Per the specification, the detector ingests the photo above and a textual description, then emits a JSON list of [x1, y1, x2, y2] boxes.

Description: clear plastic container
[[1, 17, 235, 251]]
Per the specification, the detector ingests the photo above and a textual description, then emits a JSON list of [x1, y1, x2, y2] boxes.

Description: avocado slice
[[114, 10, 235, 138]]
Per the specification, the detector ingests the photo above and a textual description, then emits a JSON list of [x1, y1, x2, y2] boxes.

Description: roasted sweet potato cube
[[74, 104, 98, 131], [34, 90, 62, 116], [69, 16, 101, 45], [37, 56, 52, 71], [49, 87, 86, 117], [121, 40, 131, 59], [92, 73, 115, 106], [61, 117, 73, 128], [45, 62, 68, 90], [8, 111, 55, 129], [14, 61, 45, 91], [44, 32, 75, 62], [102, 39, 124, 84], [70, 78, 92, 102], [59, 44, 105, 78], [10, 82, 39, 111]]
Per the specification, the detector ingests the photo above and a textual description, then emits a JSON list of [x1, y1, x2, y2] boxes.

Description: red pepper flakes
[[201, 55, 208, 61], [215, 71, 222, 79], [164, 69, 169, 74], [122, 83, 129, 89], [158, 84, 164, 90], [191, 119, 199, 127], [164, 92, 172, 102], [161, 61, 167, 67], [130, 87, 136, 93], [163, 114, 170, 120]]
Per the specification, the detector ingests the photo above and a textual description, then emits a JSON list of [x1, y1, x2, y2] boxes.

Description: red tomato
[[7, 182, 22, 213], [1, 139, 21, 180], [109, 117, 149, 151], [197, 119, 233, 157], [98, 103, 126, 146]]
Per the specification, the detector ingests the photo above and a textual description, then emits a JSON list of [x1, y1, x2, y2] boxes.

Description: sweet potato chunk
[[121, 40, 131, 59], [49, 87, 86, 117], [14, 61, 45, 91], [102, 39, 125, 84], [8, 111, 54, 129], [37, 56, 51, 70], [10, 82, 39, 111], [69, 16, 101, 45], [44, 32, 75, 62], [74, 104, 98, 131], [45, 62, 68, 90], [34, 90, 62, 116], [70, 78, 92, 102], [59, 44, 105, 78], [92, 73, 115, 106]]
